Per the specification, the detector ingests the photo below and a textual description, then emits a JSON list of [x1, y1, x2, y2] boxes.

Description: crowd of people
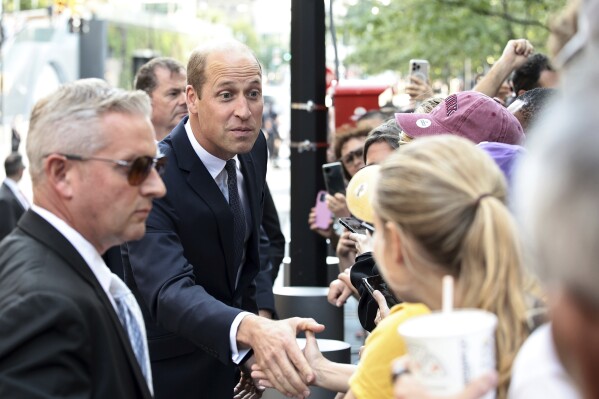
[[1, 0, 599, 398]]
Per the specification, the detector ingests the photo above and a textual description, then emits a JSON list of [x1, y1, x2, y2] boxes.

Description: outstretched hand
[[238, 316, 325, 398]]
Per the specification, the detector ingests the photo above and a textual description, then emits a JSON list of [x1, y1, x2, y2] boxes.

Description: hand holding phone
[[362, 275, 400, 308], [409, 59, 430, 83]]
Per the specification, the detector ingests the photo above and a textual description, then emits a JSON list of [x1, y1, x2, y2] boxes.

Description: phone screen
[[322, 162, 346, 195], [339, 217, 366, 234]]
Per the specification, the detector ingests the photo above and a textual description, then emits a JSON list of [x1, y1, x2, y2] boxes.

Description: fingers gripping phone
[[362, 274, 400, 307], [322, 161, 346, 195], [409, 59, 430, 83], [314, 190, 333, 230]]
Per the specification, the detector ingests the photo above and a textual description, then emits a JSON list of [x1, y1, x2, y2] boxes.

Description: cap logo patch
[[416, 118, 432, 128], [445, 94, 458, 116]]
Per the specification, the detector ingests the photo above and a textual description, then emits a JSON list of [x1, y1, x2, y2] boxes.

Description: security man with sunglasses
[[0, 79, 166, 398]]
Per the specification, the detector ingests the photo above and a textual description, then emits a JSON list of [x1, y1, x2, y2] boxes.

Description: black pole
[[289, 0, 328, 286]]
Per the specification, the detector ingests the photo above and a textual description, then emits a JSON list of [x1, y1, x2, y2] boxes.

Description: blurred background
[[0, 0, 566, 287]]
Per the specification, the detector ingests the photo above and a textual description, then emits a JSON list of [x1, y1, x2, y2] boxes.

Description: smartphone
[[361, 221, 375, 234], [362, 275, 400, 307], [322, 161, 346, 195], [339, 216, 367, 234], [409, 59, 430, 83], [314, 190, 333, 230]]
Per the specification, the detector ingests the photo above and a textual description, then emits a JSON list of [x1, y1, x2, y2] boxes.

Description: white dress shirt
[[4, 177, 30, 210]]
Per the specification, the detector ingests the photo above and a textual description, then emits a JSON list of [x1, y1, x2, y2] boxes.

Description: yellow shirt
[[349, 303, 430, 399]]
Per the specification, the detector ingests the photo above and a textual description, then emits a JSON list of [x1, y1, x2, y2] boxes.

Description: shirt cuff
[[230, 311, 253, 364]]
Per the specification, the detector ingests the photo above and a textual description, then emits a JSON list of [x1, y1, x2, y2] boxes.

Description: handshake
[[233, 316, 326, 399]]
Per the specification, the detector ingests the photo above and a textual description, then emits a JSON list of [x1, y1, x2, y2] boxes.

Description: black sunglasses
[[54, 153, 167, 186], [341, 147, 364, 165]]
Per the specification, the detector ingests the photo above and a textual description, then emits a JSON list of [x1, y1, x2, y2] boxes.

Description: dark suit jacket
[[122, 117, 267, 399], [0, 211, 152, 399], [0, 181, 26, 242]]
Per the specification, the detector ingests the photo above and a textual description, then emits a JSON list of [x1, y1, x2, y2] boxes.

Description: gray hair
[[26, 78, 151, 182], [515, 100, 599, 308]]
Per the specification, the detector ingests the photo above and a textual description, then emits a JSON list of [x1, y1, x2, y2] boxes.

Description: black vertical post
[[289, 0, 328, 286]]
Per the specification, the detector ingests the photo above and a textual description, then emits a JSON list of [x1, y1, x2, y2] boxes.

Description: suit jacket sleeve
[[0, 292, 92, 398]]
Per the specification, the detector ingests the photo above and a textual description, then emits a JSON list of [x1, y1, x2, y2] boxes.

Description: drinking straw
[[442, 275, 454, 313]]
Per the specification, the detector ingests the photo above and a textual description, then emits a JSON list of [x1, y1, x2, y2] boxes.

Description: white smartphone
[[409, 59, 430, 82]]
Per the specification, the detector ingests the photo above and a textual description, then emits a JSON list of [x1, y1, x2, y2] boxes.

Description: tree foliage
[[337, 0, 567, 80]]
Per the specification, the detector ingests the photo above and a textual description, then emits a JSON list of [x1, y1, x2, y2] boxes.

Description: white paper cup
[[397, 309, 497, 399]]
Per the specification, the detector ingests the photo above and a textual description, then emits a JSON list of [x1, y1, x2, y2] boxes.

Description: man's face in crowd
[[187, 50, 263, 160], [150, 66, 188, 140], [69, 112, 166, 252]]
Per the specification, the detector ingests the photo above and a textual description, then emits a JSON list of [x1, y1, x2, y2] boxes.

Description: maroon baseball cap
[[395, 91, 525, 144]]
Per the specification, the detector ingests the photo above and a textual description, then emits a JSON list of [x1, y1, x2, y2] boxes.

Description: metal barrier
[[274, 286, 344, 341]]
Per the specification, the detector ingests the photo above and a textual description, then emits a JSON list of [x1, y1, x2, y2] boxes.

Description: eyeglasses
[[341, 147, 364, 165], [55, 153, 167, 186]]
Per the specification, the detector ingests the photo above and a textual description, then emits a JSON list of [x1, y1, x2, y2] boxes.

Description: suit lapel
[[236, 152, 260, 290], [168, 120, 238, 292], [17, 211, 152, 398]]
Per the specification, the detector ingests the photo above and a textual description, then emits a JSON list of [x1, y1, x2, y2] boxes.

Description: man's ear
[[186, 85, 199, 114], [44, 155, 74, 199]]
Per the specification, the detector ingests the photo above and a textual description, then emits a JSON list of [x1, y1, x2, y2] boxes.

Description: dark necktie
[[225, 159, 246, 269]]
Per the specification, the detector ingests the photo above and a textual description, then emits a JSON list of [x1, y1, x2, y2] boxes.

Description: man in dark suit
[[0, 79, 166, 398], [123, 40, 323, 399], [0, 152, 29, 241]]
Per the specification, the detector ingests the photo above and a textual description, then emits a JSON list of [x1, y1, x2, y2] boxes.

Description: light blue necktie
[[109, 274, 154, 395]]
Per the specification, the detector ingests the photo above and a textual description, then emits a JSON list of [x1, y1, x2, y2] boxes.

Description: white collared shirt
[[4, 178, 30, 210], [184, 120, 253, 364], [31, 205, 117, 310]]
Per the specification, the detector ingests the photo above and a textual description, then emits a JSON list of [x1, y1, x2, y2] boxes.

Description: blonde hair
[[374, 135, 530, 399]]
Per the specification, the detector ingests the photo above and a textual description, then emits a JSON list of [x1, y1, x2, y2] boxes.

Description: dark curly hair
[[510, 54, 554, 95]]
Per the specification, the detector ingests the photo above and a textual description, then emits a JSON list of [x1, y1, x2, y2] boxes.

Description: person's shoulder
[[390, 302, 430, 319], [371, 303, 431, 337], [509, 323, 579, 399]]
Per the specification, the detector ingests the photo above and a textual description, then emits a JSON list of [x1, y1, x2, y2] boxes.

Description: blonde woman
[[253, 135, 534, 399], [361, 135, 532, 399]]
